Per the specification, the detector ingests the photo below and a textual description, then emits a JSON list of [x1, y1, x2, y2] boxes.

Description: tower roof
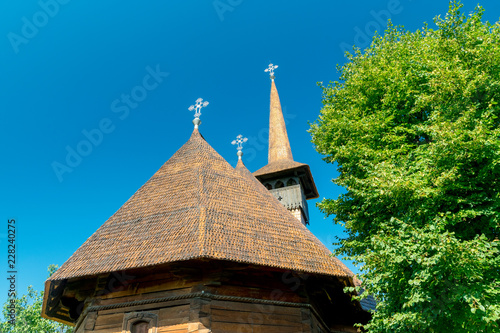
[[47, 129, 351, 283], [268, 79, 294, 163], [253, 75, 319, 199]]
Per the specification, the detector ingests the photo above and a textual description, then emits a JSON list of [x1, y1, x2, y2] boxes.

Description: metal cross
[[188, 98, 209, 118], [265, 63, 278, 78], [231, 134, 248, 151]]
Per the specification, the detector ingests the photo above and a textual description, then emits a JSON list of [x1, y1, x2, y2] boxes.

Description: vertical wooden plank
[[300, 307, 313, 333], [84, 311, 97, 331], [189, 297, 211, 331]]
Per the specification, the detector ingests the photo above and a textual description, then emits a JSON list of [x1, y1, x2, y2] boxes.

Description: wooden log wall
[[65, 260, 355, 333]]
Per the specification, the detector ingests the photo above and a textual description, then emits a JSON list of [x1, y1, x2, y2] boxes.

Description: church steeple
[[269, 78, 294, 163], [254, 64, 319, 225]]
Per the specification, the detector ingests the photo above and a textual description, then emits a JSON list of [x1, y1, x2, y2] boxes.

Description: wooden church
[[42, 65, 370, 332]]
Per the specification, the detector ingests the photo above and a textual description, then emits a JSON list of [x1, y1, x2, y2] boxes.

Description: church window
[[264, 183, 272, 190], [287, 178, 297, 186], [275, 181, 284, 188], [123, 312, 157, 333]]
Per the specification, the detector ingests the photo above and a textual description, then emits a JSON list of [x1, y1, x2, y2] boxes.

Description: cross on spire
[[188, 98, 209, 129], [232, 134, 248, 151], [265, 63, 278, 80], [232, 134, 248, 160], [188, 98, 209, 118]]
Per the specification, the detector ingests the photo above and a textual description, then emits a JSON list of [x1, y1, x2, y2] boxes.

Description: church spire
[[254, 64, 319, 225], [265, 64, 293, 163]]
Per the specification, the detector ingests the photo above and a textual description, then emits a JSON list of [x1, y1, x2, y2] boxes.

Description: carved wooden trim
[[89, 291, 309, 312]]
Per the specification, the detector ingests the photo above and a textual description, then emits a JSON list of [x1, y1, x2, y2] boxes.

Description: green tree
[[0, 265, 73, 333], [310, 2, 500, 332]]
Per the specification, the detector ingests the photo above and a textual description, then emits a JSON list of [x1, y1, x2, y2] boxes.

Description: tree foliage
[[310, 2, 500, 331], [0, 265, 73, 333]]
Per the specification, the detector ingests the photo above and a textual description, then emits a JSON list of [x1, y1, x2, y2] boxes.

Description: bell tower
[[253, 64, 319, 225]]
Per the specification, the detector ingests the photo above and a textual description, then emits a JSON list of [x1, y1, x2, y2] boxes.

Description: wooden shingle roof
[[268, 79, 294, 163], [49, 129, 352, 282]]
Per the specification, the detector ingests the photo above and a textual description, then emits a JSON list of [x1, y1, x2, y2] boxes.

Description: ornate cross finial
[[188, 98, 209, 118], [188, 98, 209, 128], [232, 134, 248, 151], [232, 134, 248, 160], [265, 63, 278, 79]]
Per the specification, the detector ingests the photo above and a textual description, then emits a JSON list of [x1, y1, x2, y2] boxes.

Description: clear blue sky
[[1, 0, 499, 310]]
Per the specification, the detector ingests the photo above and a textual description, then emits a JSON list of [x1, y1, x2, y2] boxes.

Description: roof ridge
[[188, 129, 211, 258], [196, 157, 207, 258]]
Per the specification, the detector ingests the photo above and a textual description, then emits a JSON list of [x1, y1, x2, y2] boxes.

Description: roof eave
[[253, 163, 319, 199]]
